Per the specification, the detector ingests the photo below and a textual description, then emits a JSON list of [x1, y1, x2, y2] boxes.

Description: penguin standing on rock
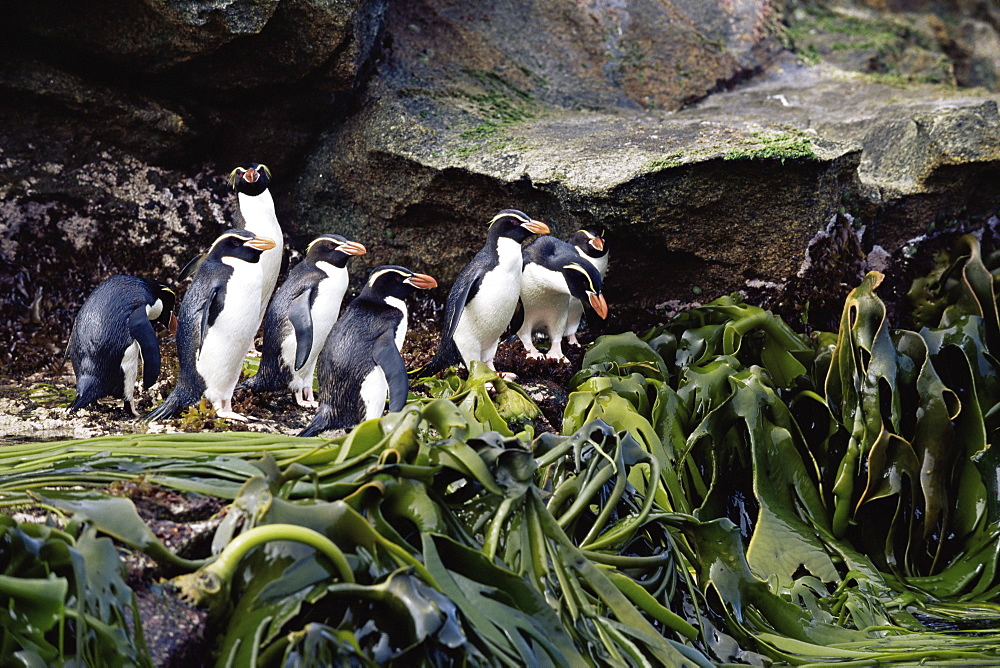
[[228, 163, 284, 349], [563, 228, 610, 346], [424, 209, 549, 375], [516, 236, 609, 362], [144, 229, 276, 423], [299, 266, 437, 437], [66, 275, 176, 415], [241, 234, 367, 407]]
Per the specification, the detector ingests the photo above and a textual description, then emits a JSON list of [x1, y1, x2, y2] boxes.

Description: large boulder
[[293, 1, 1000, 310], [7, 0, 388, 90]]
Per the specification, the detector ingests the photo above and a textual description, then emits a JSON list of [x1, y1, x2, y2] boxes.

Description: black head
[[362, 265, 438, 301], [304, 234, 367, 269], [227, 163, 272, 197], [569, 227, 608, 259], [487, 209, 551, 244], [563, 262, 609, 320], [149, 282, 177, 327], [204, 229, 277, 266]]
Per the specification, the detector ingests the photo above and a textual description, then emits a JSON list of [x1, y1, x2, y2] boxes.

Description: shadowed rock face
[[8, 0, 388, 90], [2, 0, 1000, 378]]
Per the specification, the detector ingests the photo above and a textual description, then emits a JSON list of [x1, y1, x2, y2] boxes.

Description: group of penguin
[[65, 163, 611, 436]]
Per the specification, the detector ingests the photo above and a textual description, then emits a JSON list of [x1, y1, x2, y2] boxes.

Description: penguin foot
[[216, 410, 251, 422], [525, 350, 545, 360], [294, 387, 319, 408], [567, 335, 581, 346], [499, 371, 519, 381], [545, 354, 570, 364]]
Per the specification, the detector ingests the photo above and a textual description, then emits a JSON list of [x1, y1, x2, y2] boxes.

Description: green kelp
[[3, 245, 1000, 665], [0, 515, 149, 667]]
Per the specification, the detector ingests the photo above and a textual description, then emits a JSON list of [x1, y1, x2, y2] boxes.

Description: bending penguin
[[240, 234, 367, 407], [424, 209, 549, 374], [299, 265, 437, 436], [563, 228, 609, 346], [516, 235, 609, 361], [66, 275, 176, 415], [144, 229, 276, 422]]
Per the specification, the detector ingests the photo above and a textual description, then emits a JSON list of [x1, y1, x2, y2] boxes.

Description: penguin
[[424, 209, 550, 374], [563, 228, 610, 346], [144, 229, 276, 422], [240, 234, 367, 407], [66, 275, 176, 415], [515, 235, 609, 361], [228, 163, 284, 351], [299, 265, 437, 436]]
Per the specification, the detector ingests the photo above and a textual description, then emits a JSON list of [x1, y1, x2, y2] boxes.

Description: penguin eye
[[326, 242, 335, 250]]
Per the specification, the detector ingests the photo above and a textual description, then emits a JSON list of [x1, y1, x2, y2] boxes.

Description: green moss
[[646, 152, 686, 171], [451, 69, 539, 158], [784, 4, 949, 76], [723, 130, 816, 163], [460, 70, 536, 123]]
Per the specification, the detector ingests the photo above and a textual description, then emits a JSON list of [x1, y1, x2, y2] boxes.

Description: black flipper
[[423, 273, 481, 375], [442, 272, 481, 343], [507, 298, 525, 338], [373, 331, 408, 412], [288, 289, 314, 371], [179, 253, 205, 281], [129, 306, 161, 389], [199, 284, 222, 345]]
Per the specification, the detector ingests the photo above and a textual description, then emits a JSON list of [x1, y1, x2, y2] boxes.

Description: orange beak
[[243, 168, 259, 183], [246, 236, 277, 251], [338, 240, 367, 256], [524, 219, 550, 235], [591, 237, 605, 252], [169, 312, 179, 335], [406, 273, 438, 290], [589, 293, 608, 319]]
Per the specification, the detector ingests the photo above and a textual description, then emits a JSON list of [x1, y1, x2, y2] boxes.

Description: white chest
[[238, 191, 282, 240], [521, 262, 571, 302], [311, 263, 350, 341], [197, 259, 263, 389], [384, 296, 408, 351], [458, 238, 523, 340], [238, 191, 284, 306]]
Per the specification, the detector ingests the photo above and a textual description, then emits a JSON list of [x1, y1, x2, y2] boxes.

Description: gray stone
[[7, 0, 388, 89]]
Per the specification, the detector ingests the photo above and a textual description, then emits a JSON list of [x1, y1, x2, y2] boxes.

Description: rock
[[792, 0, 1000, 91], [2, 0, 1000, 380], [0, 56, 198, 162], [293, 83, 860, 309], [7, 0, 389, 90], [385, 0, 784, 113], [293, 44, 999, 312], [688, 61, 1000, 248], [0, 150, 238, 376]]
